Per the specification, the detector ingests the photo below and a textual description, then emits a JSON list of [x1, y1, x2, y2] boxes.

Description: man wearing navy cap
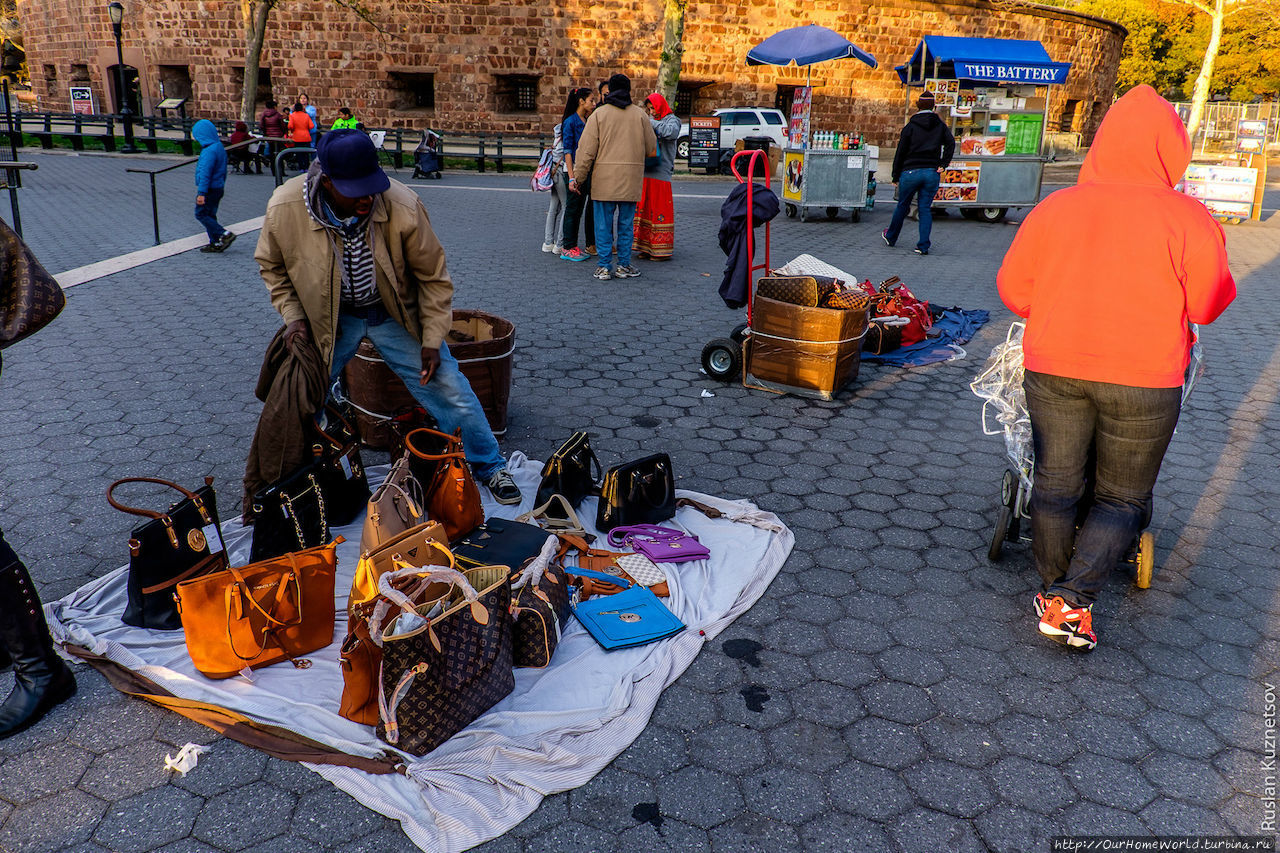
[[254, 129, 522, 504]]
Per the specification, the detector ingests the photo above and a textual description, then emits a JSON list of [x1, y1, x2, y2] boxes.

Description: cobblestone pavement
[[0, 150, 1277, 852]]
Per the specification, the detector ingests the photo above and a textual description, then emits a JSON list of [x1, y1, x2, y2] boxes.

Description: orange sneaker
[[1037, 595, 1097, 652]]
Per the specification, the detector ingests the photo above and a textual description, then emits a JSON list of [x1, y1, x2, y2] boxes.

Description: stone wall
[[16, 0, 1124, 145]]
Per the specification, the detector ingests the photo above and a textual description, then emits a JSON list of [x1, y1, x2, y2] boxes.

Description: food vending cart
[[894, 36, 1071, 222], [746, 24, 879, 223]]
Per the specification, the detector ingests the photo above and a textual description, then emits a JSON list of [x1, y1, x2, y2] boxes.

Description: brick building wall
[[16, 0, 1124, 145]]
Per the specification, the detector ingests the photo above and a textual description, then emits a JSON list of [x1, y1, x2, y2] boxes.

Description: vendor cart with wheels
[[895, 36, 1072, 222], [781, 147, 874, 222]]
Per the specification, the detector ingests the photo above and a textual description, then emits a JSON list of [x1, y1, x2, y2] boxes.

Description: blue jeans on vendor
[[885, 168, 941, 252], [593, 200, 636, 269], [1023, 370, 1180, 607], [330, 305, 506, 479]]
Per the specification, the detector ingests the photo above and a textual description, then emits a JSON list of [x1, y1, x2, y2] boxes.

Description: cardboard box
[[1023, 96, 1047, 111], [745, 295, 868, 400]]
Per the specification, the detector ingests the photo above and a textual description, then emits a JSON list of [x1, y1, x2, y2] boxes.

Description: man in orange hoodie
[[997, 85, 1235, 652]]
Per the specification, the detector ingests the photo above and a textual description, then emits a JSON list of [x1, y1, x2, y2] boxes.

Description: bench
[[5, 112, 117, 152]]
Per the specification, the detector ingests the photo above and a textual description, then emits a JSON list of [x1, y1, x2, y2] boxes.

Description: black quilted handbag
[[376, 565, 515, 756], [535, 431, 601, 510], [596, 453, 676, 532]]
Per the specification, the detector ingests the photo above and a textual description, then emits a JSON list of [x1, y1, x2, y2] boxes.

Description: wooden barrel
[[448, 309, 514, 436]]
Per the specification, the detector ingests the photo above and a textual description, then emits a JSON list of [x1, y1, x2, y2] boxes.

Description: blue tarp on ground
[[862, 308, 990, 367]]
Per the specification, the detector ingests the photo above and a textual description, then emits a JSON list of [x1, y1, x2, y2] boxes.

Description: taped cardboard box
[[745, 294, 868, 400]]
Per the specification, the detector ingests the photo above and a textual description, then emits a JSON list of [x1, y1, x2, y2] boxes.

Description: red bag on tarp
[[870, 277, 932, 346]]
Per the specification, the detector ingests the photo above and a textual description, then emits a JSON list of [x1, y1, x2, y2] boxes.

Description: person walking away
[[332, 107, 358, 130], [996, 85, 1235, 652], [574, 73, 657, 280], [260, 99, 287, 168], [0, 221, 77, 738], [559, 87, 597, 262], [883, 92, 954, 255], [287, 101, 315, 171], [634, 92, 680, 260], [193, 119, 234, 253], [254, 129, 523, 505], [541, 92, 574, 254]]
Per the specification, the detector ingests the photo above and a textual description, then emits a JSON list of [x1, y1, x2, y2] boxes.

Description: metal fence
[[1172, 101, 1279, 154]]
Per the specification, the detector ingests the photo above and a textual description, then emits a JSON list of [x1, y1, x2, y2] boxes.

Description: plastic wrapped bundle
[[969, 322, 1033, 494]]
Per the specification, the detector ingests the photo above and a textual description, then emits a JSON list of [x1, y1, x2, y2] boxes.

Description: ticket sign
[[70, 86, 95, 115], [688, 115, 721, 170]]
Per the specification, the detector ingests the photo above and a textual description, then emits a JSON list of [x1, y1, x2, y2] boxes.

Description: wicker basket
[[342, 340, 419, 450], [448, 309, 514, 436]]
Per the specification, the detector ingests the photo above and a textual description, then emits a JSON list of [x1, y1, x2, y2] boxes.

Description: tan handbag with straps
[[349, 521, 451, 616], [174, 539, 340, 679], [360, 452, 427, 555]]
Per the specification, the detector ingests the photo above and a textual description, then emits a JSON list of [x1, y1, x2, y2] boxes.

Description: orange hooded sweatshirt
[[997, 85, 1235, 388]]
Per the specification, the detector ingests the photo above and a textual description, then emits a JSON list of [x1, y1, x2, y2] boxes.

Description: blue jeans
[[1024, 370, 1181, 606], [885, 169, 941, 252], [194, 187, 226, 243], [330, 310, 506, 480], [593, 200, 636, 268]]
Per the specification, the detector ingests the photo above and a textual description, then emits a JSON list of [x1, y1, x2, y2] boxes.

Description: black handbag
[[108, 477, 229, 630], [249, 459, 333, 563], [452, 517, 554, 574], [535, 431, 601, 510], [596, 453, 677, 532], [312, 404, 372, 527], [376, 565, 515, 756]]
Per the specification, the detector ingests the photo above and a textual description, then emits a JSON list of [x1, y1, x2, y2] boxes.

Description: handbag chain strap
[[281, 474, 329, 550]]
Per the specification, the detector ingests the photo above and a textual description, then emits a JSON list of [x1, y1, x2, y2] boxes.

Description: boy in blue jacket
[[192, 119, 235, 252]]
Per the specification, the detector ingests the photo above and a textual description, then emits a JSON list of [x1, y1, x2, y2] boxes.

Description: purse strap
[[106, 476, 212, 521], [606, 524, 684, 547], [517, 494, 587, 536], [223, 555, 305, 664], [568, 567, 634, 590], [403, 427, 466, 461]]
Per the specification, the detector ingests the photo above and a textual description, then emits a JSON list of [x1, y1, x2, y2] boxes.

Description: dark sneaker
[[914, 247, 929, 255], [881, 229, 893, 247], [1038, 595, 1097, 651], [592, 266, 612, 281], [584, 245, 598, 256], [486, 469, 522, 505], [199, 243, 219, 253], [218, 231, 237, 251], [614, 264, 641, 278]]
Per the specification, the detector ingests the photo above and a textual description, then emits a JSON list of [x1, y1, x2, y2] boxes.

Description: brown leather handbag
[[173, 539, 340, 679], [360, 452, 426, 555], [556, 533, 669, 598], [340, 531, 454, 725], [0, 222, 65, 349], [404, 427, 483, 541]]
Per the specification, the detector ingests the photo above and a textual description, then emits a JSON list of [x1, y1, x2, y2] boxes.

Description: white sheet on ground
[[47, 452, 793, 853]]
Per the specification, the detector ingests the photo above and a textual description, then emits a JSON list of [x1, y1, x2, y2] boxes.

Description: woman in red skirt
[[634, 93, 680, 260]]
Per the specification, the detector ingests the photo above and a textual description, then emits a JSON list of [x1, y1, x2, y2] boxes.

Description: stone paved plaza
[[0, 149, 1277, 852]]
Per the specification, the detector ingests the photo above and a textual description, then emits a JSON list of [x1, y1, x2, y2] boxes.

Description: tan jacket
[[254, 176, 454, 367], [575, 102, 657, 203]]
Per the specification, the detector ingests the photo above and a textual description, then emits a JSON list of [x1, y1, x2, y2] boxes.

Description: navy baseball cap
[[316, 129, 391, 197]]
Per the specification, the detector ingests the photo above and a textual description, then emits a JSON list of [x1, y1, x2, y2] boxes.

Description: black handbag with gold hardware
[[107, 477, 229, 630], [595, 453, 677, 532], [249, 460, 332, 563], [535, 431, 601, 510]]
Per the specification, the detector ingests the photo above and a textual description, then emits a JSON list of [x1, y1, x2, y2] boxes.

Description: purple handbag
[[606, 524, 710, 564]]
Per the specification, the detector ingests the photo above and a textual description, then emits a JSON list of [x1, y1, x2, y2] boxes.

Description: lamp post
[[107, 2, 137, 153]]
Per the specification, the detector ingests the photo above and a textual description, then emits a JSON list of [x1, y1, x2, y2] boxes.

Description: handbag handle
[[377, 563, 473, 618], [517, 494, 586, 535], [382, 481, 424, 524], [106, 476, 213, 521], [223, 555, 304, 664], [403, 427, 466, 462], [607, 524, 685, 547]]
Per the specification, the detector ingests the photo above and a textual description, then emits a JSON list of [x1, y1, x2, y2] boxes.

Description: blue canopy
[[894, 36, 1071, 85], [747, 25, 878, 69]]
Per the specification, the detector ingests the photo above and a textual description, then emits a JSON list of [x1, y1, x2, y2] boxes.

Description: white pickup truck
[[677, 107, 788, 160]]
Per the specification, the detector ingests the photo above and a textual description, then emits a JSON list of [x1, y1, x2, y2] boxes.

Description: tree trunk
[[655, 0, 688, 106], [240, 0, 272, 124], [1185, 0, 1225, 139]]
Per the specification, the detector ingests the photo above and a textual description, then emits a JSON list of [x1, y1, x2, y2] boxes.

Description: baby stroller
[[970, 322, 1203, 588], [412, 130, 443, 180]]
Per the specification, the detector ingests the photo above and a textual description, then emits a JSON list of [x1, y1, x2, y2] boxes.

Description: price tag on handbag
[[202, 523, 224, 554], [340, 454, 354, 479]]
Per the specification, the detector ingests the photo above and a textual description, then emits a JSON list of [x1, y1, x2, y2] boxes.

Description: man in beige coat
[[574, 73, 657, 281], [254, 129, 522, 504]]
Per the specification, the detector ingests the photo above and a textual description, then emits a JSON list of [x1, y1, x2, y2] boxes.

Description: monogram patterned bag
[[754, 275, 839, 308], [508, 536, 570, 668], [376, 565, 515, 756], [0, 221, 65, 350]]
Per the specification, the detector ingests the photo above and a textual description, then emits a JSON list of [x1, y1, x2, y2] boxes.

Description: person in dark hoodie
[[883, 92, 954, 255], [997, 85, 1235, 652], [192, 119, 235, 253], [260, 99, 287, 166]]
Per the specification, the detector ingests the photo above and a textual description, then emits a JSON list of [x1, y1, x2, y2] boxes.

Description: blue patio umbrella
[[746, 24, 877, 69]]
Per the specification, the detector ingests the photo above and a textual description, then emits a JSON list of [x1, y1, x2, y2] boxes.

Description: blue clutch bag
[[570, 568, 684, 651]]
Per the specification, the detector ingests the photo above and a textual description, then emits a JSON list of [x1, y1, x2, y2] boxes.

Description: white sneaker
[[541, 242, 556, 253]]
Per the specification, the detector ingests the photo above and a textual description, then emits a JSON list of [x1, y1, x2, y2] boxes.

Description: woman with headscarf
[[634, 93, 680, 260]]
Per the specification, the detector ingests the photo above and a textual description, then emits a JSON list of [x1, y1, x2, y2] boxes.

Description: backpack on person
[[531, 149, 555, 192]]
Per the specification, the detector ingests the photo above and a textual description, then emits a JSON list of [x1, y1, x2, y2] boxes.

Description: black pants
[[561, 176, 595, 251]]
